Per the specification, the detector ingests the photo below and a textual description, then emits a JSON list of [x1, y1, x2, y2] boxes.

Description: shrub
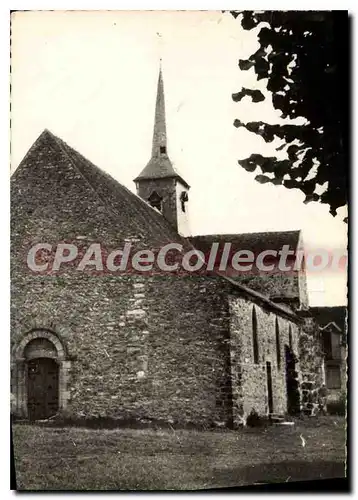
[[246, 408, 263, 427]]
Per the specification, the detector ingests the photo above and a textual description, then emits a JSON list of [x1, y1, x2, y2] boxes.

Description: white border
[[3, 2, 354, 498], [4, 1, 358, 10]]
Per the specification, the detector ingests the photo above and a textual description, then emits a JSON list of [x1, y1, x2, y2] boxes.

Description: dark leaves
[[287, 144, 301, 162], [239, 59, 255, 71], [254, 57, 270, 80], [231, 11, 348, 217], [233, 118, 244, 128], [241, 12, 260, 30], [232, 88, 265, 103], [239, 154, 277, 173], [255, 174, 271, 184], [276, 143, 286, 151], [229, 10, 241, 20], [304, 193, 320, 204], [300, 179, 316, 195], [238, 157, 258, 173], [283, 179, 299, 189]]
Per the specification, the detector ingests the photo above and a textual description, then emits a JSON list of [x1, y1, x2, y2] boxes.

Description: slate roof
[[190, 231, 300, 256], [190, 231, 301, 302], [133, 154, 190, 188]]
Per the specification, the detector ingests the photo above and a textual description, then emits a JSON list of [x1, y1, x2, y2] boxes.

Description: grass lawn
[[12, 416, 346, 491]]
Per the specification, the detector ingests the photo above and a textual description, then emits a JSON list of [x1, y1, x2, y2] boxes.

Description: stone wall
[[297, 233, 309, 308], [11, 133, 233, 427], [298, 317, 325, 414], [228, 295, 301, 425], [12, 274, 233, 426]]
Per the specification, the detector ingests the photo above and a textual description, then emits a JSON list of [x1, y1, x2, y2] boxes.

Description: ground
[[12, 416, 346, 491]]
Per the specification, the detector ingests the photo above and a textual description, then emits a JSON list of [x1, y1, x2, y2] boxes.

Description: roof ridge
[[191, 230, 301, 238], [11, 129, 53, 178]]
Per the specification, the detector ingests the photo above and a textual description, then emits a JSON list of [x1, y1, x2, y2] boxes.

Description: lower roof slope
[[190, 231, 300, 256]]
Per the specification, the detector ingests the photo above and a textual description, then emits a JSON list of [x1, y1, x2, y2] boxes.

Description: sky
[[11, 10, 348, 306]]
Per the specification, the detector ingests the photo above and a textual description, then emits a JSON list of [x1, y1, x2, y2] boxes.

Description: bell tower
[[134, 63, 190, 236]]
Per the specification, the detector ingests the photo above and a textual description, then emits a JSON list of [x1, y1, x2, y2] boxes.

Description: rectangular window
[[160, 146, 166, 154]]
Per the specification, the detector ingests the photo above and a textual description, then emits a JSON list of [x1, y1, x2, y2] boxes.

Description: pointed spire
[[152, 62, 167, 157], [134, 63, 189, 188]]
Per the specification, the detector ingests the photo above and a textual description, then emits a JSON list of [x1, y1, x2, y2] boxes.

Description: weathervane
[[156, 31, 163, 68]]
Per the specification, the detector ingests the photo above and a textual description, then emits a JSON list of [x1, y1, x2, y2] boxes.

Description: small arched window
[[252, 306, 259, 364], [275, 317, 281, 369], [148, 191, 162, 212]]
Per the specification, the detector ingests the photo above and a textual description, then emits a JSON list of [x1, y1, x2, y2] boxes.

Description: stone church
[[11, 68, 325, 427]]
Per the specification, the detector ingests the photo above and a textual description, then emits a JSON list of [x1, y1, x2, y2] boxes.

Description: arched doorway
[[12, 329, 71, 420], [27, 358, 59, 420]]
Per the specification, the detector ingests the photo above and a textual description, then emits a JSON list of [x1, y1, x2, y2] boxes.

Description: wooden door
[[27, 358, 59, 421]]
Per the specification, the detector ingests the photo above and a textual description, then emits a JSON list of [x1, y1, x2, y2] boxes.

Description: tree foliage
[[231, 11, 348, 218]]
